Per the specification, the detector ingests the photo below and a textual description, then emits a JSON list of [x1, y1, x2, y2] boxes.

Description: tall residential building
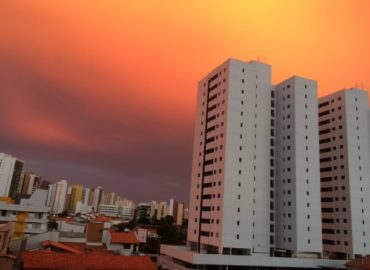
[[187, 58, 323, 257], [0, 153, 24, 198], [92, 186, 103, 212], [187, 59, 275, 255], [116, 198, 135, 220], [156, 201, 168, 220], [318, 89, 370, 259], [136, 203, 151, 221], [275, 77, 322, 257], [176, 202, 184, 226], [19, 172, 42, 195], [82, 187, 91, 205], [49, 180, 68, 214], [168, 198, 178, 220], [160, 58, 346, 270], [68, 185, 84, 212]]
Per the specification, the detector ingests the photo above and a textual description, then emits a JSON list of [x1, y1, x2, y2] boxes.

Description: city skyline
[[1, 1, 370, 203]]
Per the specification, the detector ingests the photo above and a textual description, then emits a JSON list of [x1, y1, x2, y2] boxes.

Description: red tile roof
[[22, 251, 157, 270], [60, 243, 111, 254], [94, 216, 113, 222], [41, 240, 83, 254], [346, 255, 370, 270], [110, 231, 140, 244]]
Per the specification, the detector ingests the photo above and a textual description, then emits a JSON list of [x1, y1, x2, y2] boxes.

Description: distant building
[[136, 203, 151, 221], [92, 186, 103, 212], [68, 185, 84, 213], [0, 153, 24, 198], [176, 202, 184, 226], [183, 208, 189, 220], [98, 204, 120, 217], [101, 191, 118, 205], [75, 201, 92, 214], [117, 199, 135, 221], [168, 198, 178, 220], [19, 172, 42, 195], [156, 201, 168, 220], [49, 180, 68, 214]]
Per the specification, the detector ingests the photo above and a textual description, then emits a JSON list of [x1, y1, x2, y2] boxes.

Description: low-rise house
[[106, 230, 140, 255], [57, 217, 86, 235]]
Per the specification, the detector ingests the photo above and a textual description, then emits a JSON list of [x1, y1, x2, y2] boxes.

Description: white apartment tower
[[275, 77, 322, 257], [318, 89, 370, 259], [0, 153, 24, 198], [187, 58, 323, 257], [49, 179, 68, 214], [188, 59, 275, 255]]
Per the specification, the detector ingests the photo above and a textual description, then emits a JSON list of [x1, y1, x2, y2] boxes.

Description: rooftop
[[22, 251, 157, 270], [42, 240, 83, 254], [110, 231, 140, 244]]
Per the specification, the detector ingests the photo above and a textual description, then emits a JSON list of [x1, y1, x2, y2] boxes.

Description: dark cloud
[[0, 30, 194, 204]]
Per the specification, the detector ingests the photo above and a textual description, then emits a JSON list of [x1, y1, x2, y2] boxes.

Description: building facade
[[275, 76, 323, 257], [187, 59, 275, 255], [0, 190, 49, 238], [0, 153, 24, 198], [187, 58, 324, 257], [318, 89, 370, 259], [49, 180, 68, 214]]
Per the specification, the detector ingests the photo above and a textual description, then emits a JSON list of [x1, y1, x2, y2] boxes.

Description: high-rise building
[[49, 180, 68, 214], [136, 203, 151, 221], [156, 201, 168, 220], [0, 153, 24, 198], [168, 198, 178, 220], [187, 59, 275, 255], [19, 172, 42, 195], [176, 202, 184, 226], [275, 77, 323, 257], [160, 59, 348, 269], [187, 59, 323, 257], [318, 89, 370, 259], [68, 185, 84, 212], [92, 186, 103, 212]]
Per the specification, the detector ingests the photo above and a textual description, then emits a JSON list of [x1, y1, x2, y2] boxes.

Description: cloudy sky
[[1, 1, 369, 203]]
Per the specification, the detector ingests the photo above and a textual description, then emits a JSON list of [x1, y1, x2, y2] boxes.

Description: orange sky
[[0, 1, 369, 201]]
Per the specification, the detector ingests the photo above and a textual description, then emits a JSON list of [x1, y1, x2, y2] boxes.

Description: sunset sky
[[1, 1, 369, 203]]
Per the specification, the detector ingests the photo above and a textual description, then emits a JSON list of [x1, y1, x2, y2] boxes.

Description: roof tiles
[[22, 251, 157, 270]]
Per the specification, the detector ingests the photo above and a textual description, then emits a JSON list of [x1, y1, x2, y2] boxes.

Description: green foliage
[[47, 220, 58, 231], [137, 217, 151, 225], [139, 237, 159, 254], [58, 211, 68, 218], [157, 215, 186, 245], [117, 220, 136, 231]]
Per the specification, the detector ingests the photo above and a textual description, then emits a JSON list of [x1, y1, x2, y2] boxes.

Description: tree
[[157, 215, 186, 245], [139, 237, 159, 254], [137, 217, 151, 225], [47, 220, 58, 231], [116, 220, 136, 232], [58, 211, 68, 217]]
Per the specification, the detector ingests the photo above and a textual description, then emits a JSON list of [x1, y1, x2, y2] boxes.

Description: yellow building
[[69, 185, 84, 213]]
